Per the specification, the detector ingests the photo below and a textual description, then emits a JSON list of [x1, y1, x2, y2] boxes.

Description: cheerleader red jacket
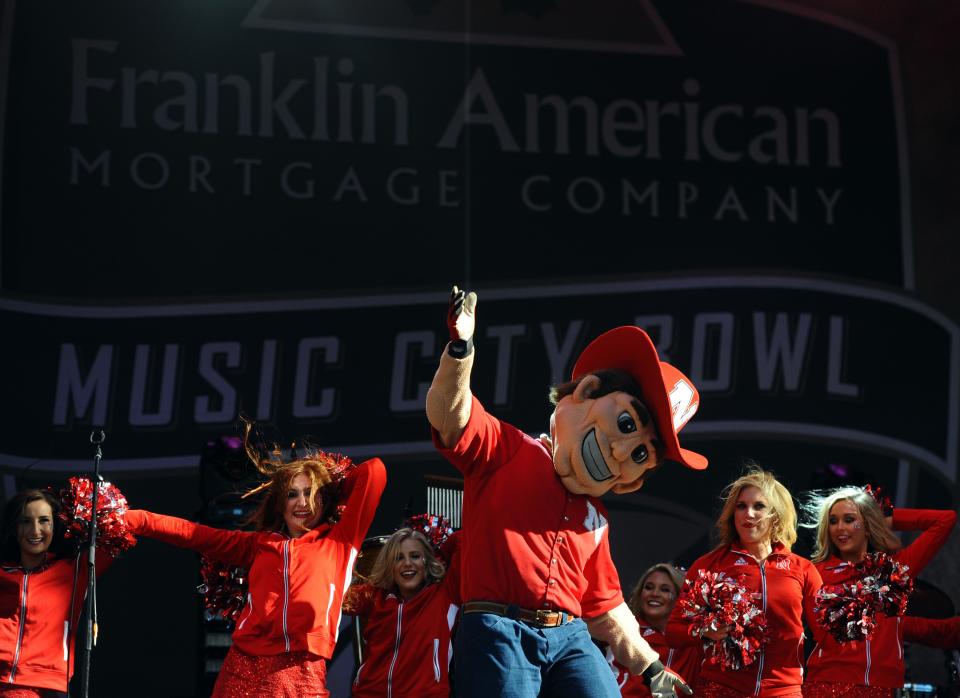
[[345, 534, 462, 698], [665, 543, 821, 697], [806, 508, 957, 688], [126, 457, 386, 660], [0, 553, 111, 692], [608, 622, 701, 698]]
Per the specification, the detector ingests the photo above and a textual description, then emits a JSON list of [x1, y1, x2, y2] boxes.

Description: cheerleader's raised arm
[[803, 487, 957, 695], [126, 421, 386, 698]]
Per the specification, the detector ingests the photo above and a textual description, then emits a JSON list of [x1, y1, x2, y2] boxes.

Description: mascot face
[[549, 375, 661, 497]]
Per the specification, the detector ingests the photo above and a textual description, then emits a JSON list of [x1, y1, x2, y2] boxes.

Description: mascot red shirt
[[426, 287, 707, 698]]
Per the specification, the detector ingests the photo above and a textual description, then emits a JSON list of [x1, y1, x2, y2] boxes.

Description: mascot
[[427, 287, 708, 698]]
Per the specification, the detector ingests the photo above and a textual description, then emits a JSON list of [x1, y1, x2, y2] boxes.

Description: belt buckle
[[535, 609, 558, 627]]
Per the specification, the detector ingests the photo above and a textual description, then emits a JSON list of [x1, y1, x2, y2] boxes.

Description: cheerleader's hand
[[701, 625, 733, 642], [644, 660, 693, 697]]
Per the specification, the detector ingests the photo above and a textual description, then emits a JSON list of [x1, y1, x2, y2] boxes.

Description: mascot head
[[547, 326, 707, 497]]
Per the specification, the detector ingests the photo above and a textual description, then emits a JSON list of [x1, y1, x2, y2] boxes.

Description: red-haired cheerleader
[[343, 526, 461, 698], [666, 467, 822, 698], [126, 426, 386, 698], [801, 486, 956, 697]]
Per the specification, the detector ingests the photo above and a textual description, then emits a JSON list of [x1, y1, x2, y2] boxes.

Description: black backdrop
[[1, 0, 958, 694]]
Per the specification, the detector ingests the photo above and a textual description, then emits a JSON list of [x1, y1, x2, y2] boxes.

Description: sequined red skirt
[[0, 686, 63, 698], [0, 686, 42, 698], [803, 683, 894, 698], [695, 678, 802, 698], [211, 646, 329, 698]]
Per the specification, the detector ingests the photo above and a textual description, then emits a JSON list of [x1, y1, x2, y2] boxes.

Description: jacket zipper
[[9, 572, 29, 682], [387, 602, 404, 698], [754, 560, 767, 696], [354, 661, 365, 686], [864, 638, 871, 685], [282, 540, 291, 652], [237, 592, 254, 630], [433, 638, 441, 682]]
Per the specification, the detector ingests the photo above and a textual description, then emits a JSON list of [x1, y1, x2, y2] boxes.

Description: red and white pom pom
[[864, 484, 894, 517], [403, 513, 455, 562], [323, 452, 355, 484], [814, 583, 876, 642], [814, 552, 913, 642], [677, 570, 768, 671], [860, 552, 913, 617], [317, 453, 357, 525], [197, 557, 248, 626], [59, 476, 136, 557]]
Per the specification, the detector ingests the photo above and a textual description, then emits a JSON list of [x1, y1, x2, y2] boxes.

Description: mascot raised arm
[[427, 287, 708, 698]]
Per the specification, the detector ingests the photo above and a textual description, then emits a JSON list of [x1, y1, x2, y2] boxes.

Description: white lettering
[[282, 161, 315, 199], [622, 180, 658, 217], [53, 344, 113, 426], [292, 337, 339, 418], [713, 186, 748, 221], [257, 340, 278, 420], [156, 71, 199, 132], [753, 312, 812, 392], [438, 170, 460, 207], [234, 158, 262, 197], [702, 105, 743, 163], [189, 155, 214, 193], [525, 94, 598, 155], [390, 331, 435, 412], [70, 148, 110, 186], [129, 344, 179, 426], [691, 313, 734, 391], [827, 316, 860, 398], [333, 166, 368, 202], [386, 168, 419, 205], [677, 181, 698, 219], [521, 175, 551, 212], [765, 186, 797, 223], [540, 321, 584, 384], [816, 187, 843, 225], [486, 324, 527, 405], [437, 68, 519, 151], [258, 52, 306, 139], [601, 99, 644, 158], [195, 342, 241, 423], [567, 178, 604, 214], [70, 39, 118, 125], [130, 152, 170, 190]]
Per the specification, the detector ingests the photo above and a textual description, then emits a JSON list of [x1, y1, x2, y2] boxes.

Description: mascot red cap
[[572, 326, 707, 471]]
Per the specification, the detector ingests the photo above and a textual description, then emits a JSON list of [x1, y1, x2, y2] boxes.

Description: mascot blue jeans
[[454, 612, 621, 698]]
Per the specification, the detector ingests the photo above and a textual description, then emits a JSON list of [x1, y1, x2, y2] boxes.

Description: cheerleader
[[666, 467, 822, 698], [609, 563, 701, 697], [343, 527, 460, 698], [126, 425, 386, 698], [802, 486, 956, 697], [0, 489, 113, 698]]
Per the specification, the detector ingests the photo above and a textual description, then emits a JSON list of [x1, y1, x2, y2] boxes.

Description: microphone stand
[[78, 429, 105, 698]]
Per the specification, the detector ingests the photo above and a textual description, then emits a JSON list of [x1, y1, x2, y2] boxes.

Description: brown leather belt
[[462, 601, 576, 628]]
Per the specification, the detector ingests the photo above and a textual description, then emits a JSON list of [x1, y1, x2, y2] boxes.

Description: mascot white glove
[[644, 660, 692, 698]]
